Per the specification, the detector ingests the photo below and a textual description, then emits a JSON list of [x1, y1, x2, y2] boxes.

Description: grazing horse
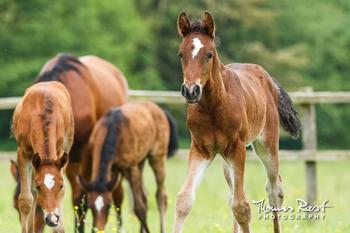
[[12, 81, 74, 233], [34, 54, 128, 232], [11, 160, 45, 233], [173, 12, 301, 233], [78, 102, 178, 233]]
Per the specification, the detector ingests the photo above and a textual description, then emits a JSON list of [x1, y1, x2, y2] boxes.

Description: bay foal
[[12, 81, 74, 233], [173, 12, 301, 233], [78, 102, 178, 233], [35, 54, 128, 232]]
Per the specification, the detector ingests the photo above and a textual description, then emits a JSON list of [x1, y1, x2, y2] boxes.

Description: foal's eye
[[177, 51, 183, 59], [59, 184, 64, 190], [206, 51, 213, 60]]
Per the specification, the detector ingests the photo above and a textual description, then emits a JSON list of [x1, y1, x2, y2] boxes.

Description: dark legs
[[112, 180, 124, 233], [149, 154, 167, 233]]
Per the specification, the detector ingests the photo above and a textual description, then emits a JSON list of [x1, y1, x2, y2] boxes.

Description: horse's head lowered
[[77, 174, 120, 231], [32, 153, 68, 228], [177, 11, 217, 103]]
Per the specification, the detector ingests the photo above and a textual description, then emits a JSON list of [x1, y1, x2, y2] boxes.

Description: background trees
[[1, 0, 349, 149]]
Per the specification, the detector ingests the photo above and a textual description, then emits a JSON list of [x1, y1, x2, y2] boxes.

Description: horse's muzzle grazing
[[181, 83, 202, 103], [45, 213, 59, 227]]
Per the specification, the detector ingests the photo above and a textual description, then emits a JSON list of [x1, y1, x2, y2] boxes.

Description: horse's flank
[[13, 81, 74, 160]]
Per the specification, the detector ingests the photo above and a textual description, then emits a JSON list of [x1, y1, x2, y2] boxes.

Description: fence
[[2, 88, 350, 205]]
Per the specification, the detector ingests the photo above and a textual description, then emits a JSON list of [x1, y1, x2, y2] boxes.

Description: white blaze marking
[[95, 195, 104, 212], [44, 173, 55, 190], [192, 38, 204, 59]]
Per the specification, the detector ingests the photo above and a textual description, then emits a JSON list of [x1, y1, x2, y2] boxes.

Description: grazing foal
[[35, 54, 128, 233], [12, 81, 74, 233], [78, 102, 178, 233], [173, 12, 301, 233]]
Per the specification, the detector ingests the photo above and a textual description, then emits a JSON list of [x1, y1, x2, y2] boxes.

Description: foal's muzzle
[[181, 83, 202, 103], [45, 213, 59, 227]]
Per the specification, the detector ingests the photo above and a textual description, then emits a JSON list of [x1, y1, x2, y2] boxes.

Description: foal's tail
[[273, 78, 302, 139], [164, 110, 179, 158]]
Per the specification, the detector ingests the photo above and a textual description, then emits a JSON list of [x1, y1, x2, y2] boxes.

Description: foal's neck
[[200, 52, 226, 108]]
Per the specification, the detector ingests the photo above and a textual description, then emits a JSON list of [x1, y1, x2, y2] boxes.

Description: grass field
[[0, 155, 349, 233]]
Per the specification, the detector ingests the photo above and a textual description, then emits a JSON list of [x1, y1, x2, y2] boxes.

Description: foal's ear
[[76, 175, 91, 192], [201, 11, 215, 38], [10, 160, 19, 181], [107, 173, 121, 191], [177, 12, 191, 37], [56, 152, 69, 168], [32, 153, 41, 169]]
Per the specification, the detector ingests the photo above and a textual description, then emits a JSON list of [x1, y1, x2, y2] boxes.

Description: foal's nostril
[[192, 85, 201, 98], [181, 84, 188, 97]]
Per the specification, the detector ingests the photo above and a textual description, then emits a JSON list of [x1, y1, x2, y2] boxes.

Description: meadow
[[0, 155, 349, 233]]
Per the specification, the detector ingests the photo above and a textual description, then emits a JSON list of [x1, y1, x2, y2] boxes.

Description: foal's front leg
[[172, 146, 212, 233], [225, 141, 251, 233], [17, 148, 35, 233]]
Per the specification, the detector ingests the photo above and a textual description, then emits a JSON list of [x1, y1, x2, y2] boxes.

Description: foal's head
[[78, 174, 120, 231], [177, 11, 217, 103], [32, 153, 68, 228]]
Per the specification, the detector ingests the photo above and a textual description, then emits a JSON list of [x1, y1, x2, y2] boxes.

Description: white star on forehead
[[95, 195, 104, 212], [44, 173, 55, 190], [192, 38, 204, 59]]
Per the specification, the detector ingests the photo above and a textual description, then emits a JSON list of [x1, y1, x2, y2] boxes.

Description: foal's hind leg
[[149, 152, 167, 233], [223, 164, 239, 233], [126, 166, 150, 233], [253, 132, 284, 233]]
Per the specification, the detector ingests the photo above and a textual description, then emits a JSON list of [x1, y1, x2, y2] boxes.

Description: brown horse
[[34, 54, 128, 232], [173, 12, 301, 233], [78, 102, 178, 233], [11, 160, 45, 233], [12, 81, 74, 233]]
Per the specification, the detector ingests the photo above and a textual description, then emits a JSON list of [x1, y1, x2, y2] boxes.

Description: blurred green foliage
[[1, 0, 350, 150]]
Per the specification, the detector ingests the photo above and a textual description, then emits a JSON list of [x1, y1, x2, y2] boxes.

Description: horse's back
[[117, 102, 169, 163], [79, 55, 128, 115], [225, 63, 279, 143], [13, 82, 74, 152]]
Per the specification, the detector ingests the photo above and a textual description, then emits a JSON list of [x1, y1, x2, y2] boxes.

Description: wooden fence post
[[300, 87, 317, 205]]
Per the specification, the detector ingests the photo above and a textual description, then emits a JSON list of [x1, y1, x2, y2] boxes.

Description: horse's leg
[[253, 131, 284, 233], [149, 153, 167, 233], [112, 181, 124, 232], [223, 164, 239, 233], [138, 159, 148, 207], [17, 148, 34, 233], [225, 141, 251, 233], [172, 146, 212, 233], [66, 162, 86, 233], [34, 206, 45, 233], [28, 188, 37, 233], [126, 166, 150, 233]]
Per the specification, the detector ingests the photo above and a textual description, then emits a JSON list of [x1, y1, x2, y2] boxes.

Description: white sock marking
[[95, 195, 104, 212], [192, 38, 204, 59], [44, 173, 55, 190]]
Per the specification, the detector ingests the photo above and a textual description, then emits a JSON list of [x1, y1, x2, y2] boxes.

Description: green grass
[[0, 156, 349, 233]]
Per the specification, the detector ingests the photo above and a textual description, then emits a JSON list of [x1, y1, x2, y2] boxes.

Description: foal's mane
[[182, 20, 219, 45], [35, 54, 83, 83], [92, 108, 126, 192]]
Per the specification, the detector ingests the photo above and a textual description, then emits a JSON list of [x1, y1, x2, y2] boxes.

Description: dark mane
[[35, 54, 82, 83], [92, 108, 126, 192], [183, 20, 212, 38], [38, 94, 54, 158]]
